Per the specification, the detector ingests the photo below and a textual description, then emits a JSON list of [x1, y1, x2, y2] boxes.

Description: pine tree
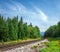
[[12, 16, 18, 40], [7, 18, 15, 40], [23, 23, 28, 39], [0, 16, 5, 41], [18, 17, 24, 39], [0, 16, 9, 41], [0, 15, 41, 42]]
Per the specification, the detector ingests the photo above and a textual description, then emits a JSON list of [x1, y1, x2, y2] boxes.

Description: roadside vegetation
[[0, 38, 40, 46], [40, 21, 60, 52], [39, 38, 60, 52]]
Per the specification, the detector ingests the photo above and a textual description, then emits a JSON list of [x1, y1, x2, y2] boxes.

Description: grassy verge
[[39, 38, 60, 52], [0, 38, 40, 46]]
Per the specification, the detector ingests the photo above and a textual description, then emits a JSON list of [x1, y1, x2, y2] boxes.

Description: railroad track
[[0, 39, 40, 51]]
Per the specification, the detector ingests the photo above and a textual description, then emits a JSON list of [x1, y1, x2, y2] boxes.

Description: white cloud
[[39, 10, 48, 21], [33, 7, 48, 22]]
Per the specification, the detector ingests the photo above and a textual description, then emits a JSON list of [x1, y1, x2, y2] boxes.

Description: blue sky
[[0, 0, 60, 32]]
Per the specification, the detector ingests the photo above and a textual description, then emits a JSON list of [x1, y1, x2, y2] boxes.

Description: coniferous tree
[[7, 18, 15, 40], [0, 16, 5, 41], [23, 23, 28, 39], [44, 21, 60, 38], [18, 17, 24, 39], [28, 23, 33, 38], [12, 16, 18, 40], [0, 15, 41, 42]]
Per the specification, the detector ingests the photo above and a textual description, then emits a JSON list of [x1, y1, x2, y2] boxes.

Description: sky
[[0, 0, 60, 32]]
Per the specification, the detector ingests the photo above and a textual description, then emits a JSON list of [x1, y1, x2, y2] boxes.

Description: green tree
[[0, 15, 41, 42], [57, 21, 60, 37], [0, 16, 5, 41], [44, 25, 56, 37], [18, 17, 24, 39], [0, 16, 9, 42], [12, 16, 18, 40], [23, 23, 28, 39], [44, 22, 60, 38], [7, 17, 15, 40]]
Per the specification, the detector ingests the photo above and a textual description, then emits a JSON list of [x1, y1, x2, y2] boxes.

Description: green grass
[[0, 38, 40, 46], [39, 38, 60, 52], [31, 45, 37, 49]]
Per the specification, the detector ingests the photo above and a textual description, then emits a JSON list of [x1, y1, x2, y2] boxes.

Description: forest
[[44, 21, 60, 37], [0, 15, 40, 42]]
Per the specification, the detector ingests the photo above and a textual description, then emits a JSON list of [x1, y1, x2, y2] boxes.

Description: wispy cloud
[[0, 0, 60, 32], [0, 0, 49, 32], [33, 7, 48, 22]]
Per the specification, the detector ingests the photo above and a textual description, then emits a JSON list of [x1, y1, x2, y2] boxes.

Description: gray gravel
[[3, 39, 48, 52]]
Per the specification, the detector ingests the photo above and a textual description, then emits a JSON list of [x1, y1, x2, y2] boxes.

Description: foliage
[[31, 45, 37, 49], [39, 39, 60, 52], [0, 15, 40, 42], [44, 21, 60, 37]]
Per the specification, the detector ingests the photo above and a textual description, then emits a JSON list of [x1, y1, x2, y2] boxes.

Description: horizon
[[0, 0, 60, 32]]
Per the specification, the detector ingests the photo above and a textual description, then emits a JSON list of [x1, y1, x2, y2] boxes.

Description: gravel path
[[2, 39, 48, 52]]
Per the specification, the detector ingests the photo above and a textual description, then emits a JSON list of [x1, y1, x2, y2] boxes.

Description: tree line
[[44, 21, 60, 37], [0, 15, 40, 42]]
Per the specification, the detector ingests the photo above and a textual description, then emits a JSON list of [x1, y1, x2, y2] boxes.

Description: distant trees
[[57, 21, 60, 37], [44, 21, 60, 38], [0, 15, 40, 42]]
